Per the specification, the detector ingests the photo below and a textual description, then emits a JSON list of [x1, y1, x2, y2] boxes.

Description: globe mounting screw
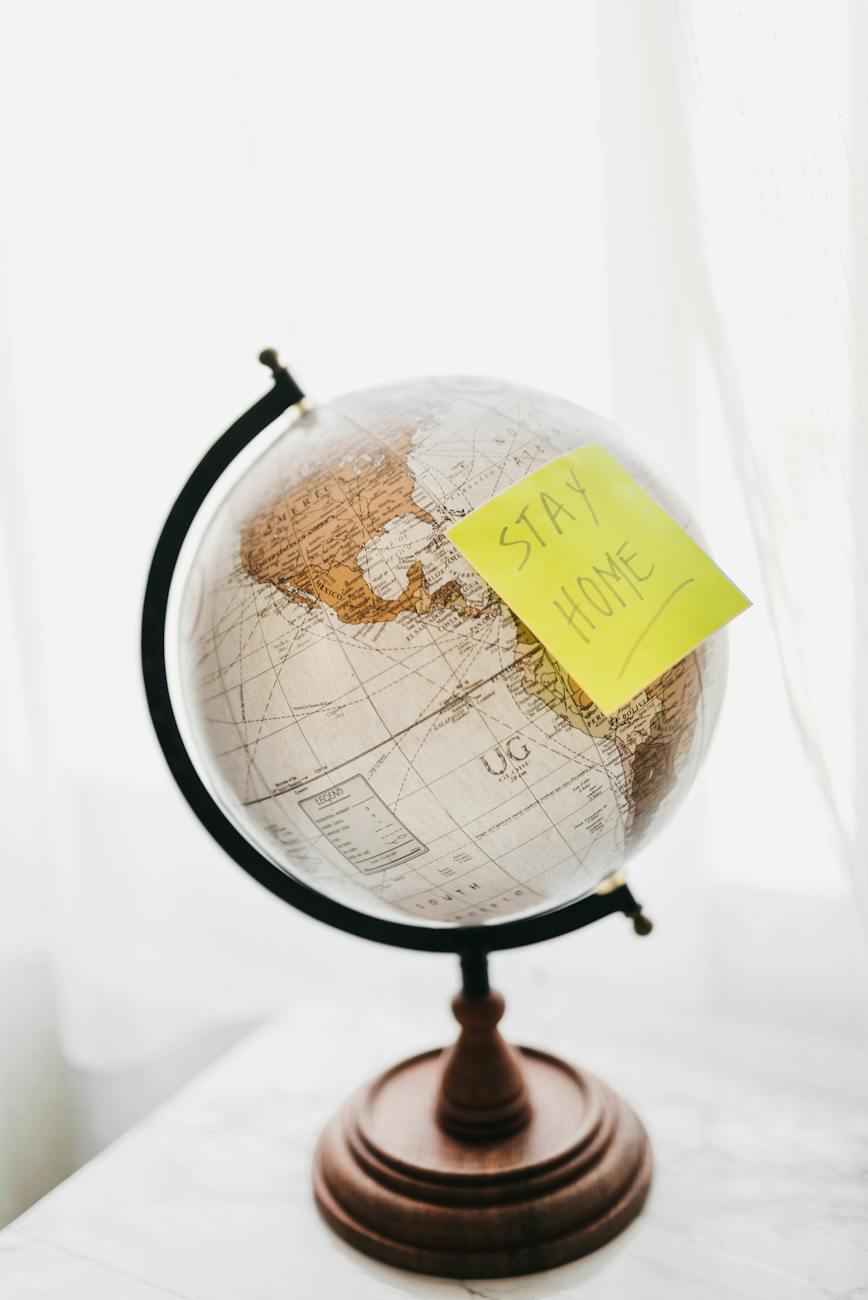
[[629, 906, 653, 937], [259, 347, 285, 378]]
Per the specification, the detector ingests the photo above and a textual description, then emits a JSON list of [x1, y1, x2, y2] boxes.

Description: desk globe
[[143, 355, 726, 1278]]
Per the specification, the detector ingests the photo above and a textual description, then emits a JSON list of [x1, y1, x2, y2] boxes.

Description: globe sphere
[[169, 376, 725, 928]]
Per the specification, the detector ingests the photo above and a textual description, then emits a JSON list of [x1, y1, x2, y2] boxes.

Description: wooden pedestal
[[313, 989, 652, 1278]]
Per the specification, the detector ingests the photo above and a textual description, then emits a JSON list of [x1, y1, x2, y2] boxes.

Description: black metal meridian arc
[[141, 353, 646, 960]]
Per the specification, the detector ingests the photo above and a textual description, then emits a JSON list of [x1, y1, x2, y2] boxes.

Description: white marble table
[[2, 993, 867, 1299]]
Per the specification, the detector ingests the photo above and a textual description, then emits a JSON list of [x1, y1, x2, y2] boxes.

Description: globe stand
[[313, 946, 652, 1278], [141, 351, 659, 1280]]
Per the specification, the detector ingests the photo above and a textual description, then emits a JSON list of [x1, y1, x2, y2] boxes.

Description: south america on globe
[[172, 376, 726, 927]]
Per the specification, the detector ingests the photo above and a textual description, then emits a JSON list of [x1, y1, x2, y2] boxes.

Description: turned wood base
[[313, 990, 652, 1278]]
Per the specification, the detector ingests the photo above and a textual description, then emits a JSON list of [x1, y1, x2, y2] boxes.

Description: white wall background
[[1, 0, 866, 1225]]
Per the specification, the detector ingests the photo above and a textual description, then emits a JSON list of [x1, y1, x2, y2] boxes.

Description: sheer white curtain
[[599, 0, 868, 1019], [602, 0, 860, 896], [1, 0, 866, 1227]]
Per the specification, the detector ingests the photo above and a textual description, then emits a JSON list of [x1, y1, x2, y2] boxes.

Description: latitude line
[[238, 658, 521, 805]]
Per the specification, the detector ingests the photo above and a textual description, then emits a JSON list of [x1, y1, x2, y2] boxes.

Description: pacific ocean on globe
[[169, 376, 725, 928]]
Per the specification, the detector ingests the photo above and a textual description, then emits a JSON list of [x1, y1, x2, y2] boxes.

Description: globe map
[[173, 377, 725, 927]]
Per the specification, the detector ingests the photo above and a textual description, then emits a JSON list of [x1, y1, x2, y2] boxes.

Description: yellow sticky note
[[447, 445, 750, 715]]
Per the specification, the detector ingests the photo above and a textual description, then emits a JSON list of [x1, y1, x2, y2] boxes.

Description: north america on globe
[[174, 377, 724, 927]]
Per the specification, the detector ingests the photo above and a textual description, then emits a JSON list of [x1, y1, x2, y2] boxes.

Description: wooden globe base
[[313, 990, 652, 1278]]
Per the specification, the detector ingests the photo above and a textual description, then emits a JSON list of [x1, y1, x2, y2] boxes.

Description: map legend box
[[299, 776, 428, 875]]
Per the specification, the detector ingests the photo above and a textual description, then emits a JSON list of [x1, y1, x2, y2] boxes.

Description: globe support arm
[[141, 351, 652, 961]]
